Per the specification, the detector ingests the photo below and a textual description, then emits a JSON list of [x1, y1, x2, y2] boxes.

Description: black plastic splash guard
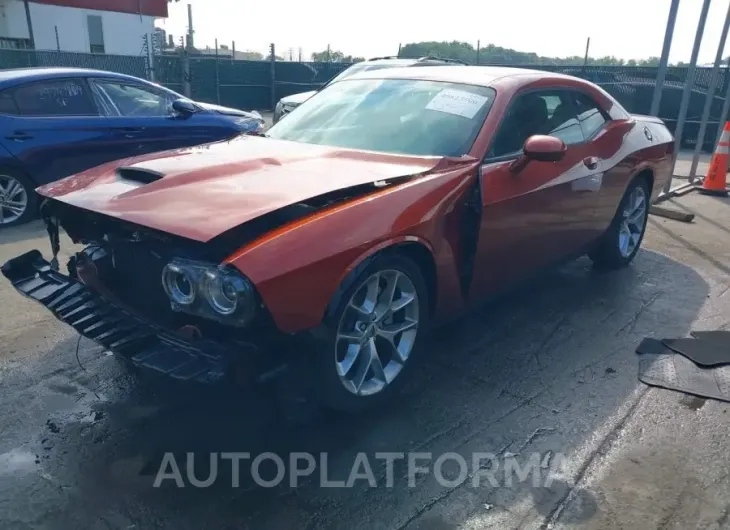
[[1, 250, 235, 384]]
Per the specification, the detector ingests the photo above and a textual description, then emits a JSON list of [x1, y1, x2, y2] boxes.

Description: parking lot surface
[[1, 188, 729, 530]]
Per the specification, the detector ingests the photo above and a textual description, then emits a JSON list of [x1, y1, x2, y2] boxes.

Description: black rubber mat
[[637, 349, 730, 403], [691, 330, 730, 343], [637, 336, 730, 368], [662, 337, 730, 367]]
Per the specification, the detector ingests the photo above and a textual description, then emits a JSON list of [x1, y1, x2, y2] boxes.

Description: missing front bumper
[[1, 250, 237, 384]]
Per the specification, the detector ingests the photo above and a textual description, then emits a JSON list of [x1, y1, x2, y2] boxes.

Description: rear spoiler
[[632, 114, 666, 125]]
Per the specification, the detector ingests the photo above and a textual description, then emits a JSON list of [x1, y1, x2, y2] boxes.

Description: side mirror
[[510, 135, 566, 173], [172, 98, 197, 118], [524, 135, 567, 162]]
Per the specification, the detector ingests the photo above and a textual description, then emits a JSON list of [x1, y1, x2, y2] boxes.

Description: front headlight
[[161, 258, 257, 327], [233, 116, 262, 132]]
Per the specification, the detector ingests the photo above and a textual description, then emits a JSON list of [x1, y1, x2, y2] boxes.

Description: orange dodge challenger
[[2, 66, 673, 412]]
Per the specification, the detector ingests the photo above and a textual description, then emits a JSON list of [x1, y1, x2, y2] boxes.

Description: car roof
[[346, 65, 576, 88], [0, 67, 149, 87]]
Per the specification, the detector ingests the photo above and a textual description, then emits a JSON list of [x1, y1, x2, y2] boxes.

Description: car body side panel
[[595, 118, 674, 228], [224, 165, 478, 333]]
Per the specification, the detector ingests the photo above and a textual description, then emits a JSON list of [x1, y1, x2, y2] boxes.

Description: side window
[[487, 90, 583, 159], [0, 91, 19, 115], [573, 92, 608, 138], [91, 80, 173, 117], [13, 79, 96, 116]]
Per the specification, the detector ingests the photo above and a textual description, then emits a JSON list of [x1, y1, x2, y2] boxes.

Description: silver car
[[273, 56, 466, 123]]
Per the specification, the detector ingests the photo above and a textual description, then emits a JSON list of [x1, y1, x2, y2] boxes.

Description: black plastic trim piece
[[2, 250, 236, 384]]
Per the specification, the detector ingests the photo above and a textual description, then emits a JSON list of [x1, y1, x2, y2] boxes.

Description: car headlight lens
[[161, 258, 257, 327], [204, 269, 255, 318], [233, 117, 262, 132], [162, 263, 196, 306]]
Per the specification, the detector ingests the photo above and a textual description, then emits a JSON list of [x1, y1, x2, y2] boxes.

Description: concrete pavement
[[0, 188, 729, 529]]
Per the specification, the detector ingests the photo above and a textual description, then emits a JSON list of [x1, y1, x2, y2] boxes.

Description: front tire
[[590, 176, 650, 270], [315, 253, 430, 413], [0, 169, 36, 228]]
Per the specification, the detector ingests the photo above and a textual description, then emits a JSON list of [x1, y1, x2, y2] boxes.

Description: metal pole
[[54, 25, 60, 51], [689, 0, 730, 183], [397, 43, 401, 58], [664, 0, 712, 195], [583, 37, 590, 68], [23, 0, 35, 49], [651, 0, 681, 116], [716, 58, 730, 146], [232, 41, 235, 60], [146, 33, 155, 82], [476, 40, 480, 65], [270, 43, 276, 110], [214, 38, 220, 104]]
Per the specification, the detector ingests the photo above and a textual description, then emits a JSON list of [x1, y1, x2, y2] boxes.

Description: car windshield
[[267, 78, 495, 157]]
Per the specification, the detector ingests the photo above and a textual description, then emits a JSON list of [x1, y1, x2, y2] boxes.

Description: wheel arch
[[324, 237, 438, 323]]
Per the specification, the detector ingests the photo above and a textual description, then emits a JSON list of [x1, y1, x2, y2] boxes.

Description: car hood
[[280, 91, 316, 106], [37, 136, 444, 243], [196, 102, 263, 121]]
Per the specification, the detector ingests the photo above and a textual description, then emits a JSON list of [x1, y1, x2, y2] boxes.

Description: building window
[[87, 15, 105, 54]]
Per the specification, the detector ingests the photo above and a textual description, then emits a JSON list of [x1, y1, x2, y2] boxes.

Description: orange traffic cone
[[701, 122, 730, 197]]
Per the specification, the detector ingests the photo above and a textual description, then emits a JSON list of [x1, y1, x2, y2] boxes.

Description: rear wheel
[[590, 177, 650, 269], [315, 253, 429, 413], [0, 170, 36, 227]]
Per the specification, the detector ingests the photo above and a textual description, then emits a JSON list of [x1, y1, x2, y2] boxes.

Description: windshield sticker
[[425, 89, 489, 119]]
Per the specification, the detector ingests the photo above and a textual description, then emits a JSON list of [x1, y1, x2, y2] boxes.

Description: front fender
[[224, 166, 477, 334]]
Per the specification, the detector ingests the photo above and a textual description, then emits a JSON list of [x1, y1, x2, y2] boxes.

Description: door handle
[[583, 157, 599, 170], [5, 131, 33, 142], [114, 127, 145, 139]]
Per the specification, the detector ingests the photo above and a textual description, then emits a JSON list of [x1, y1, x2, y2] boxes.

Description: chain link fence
[[0, 47, 726, 149]]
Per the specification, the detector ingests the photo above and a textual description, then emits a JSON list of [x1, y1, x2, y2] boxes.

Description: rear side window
[[573, 92, 607, 138], [12, 79, 96, 116]]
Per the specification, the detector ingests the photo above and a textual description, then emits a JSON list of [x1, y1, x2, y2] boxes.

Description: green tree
[[397, 40, 663, 67], [311, 49, 345, 62]]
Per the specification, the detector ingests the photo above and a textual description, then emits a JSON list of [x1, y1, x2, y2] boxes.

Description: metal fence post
[[146, 33, 155, 82], [54, 26, 60, 51], [270, 43, 276, 110], [689, 1, 730, 182], [665, 0, 712, 195], [716, 57, 730, 146], [651, 0, 680, 117], [182, 45, 191, 98], [214, 38, 220, 104]]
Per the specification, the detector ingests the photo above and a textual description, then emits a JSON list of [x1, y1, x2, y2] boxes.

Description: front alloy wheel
[[0, 174, 29, 226], [335, 270, 419, 396]]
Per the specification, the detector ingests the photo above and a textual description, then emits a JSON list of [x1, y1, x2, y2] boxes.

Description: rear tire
[[0, 169, 36, 228], [314, 253, 430, 413], [589, 176, 650, 270]]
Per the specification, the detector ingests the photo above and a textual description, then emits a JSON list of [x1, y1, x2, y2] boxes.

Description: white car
[[273, 56, 465, 123]]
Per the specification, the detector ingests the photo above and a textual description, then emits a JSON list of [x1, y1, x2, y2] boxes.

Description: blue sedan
[[0, 67, 264, 226]]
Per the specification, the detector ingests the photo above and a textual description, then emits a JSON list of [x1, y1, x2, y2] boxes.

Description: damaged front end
[[1, 200, 289, 385]]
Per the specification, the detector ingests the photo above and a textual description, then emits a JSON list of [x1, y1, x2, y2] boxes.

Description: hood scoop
[[117, 167, 164, 184]]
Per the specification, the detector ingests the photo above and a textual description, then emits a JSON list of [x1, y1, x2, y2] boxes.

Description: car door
[[88, 78, 222, 155], [569, 90, 628, 229], [0, 78, 121, 185], [469, 88, 604, 297]]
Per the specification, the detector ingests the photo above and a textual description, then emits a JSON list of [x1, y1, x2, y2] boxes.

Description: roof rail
[[416, 56, 469, 65], [367, 56, 402, 61]]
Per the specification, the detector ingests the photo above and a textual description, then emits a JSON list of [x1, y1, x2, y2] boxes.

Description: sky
[[156, 0, 730, 65]]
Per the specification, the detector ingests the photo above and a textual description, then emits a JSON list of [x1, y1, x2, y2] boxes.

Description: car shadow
[[14, 249, 709, 529]]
